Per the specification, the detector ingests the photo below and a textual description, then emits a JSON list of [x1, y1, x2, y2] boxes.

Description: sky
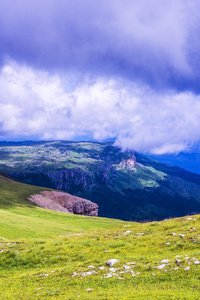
[[0, 0, 200, 154]]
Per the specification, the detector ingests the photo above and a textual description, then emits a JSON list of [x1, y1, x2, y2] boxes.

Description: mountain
[[147, 152, 200, 175], [1, 141, 200, 221]]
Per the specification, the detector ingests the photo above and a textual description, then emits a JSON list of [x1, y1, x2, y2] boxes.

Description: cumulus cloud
[[0, 0, 200, 91], [1, 61, 200, 154]]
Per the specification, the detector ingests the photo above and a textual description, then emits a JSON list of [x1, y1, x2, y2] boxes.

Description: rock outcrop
[[28, 191, 98, 216]]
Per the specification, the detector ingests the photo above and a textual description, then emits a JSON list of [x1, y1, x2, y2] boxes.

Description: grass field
[[0, 175, 200, 299]]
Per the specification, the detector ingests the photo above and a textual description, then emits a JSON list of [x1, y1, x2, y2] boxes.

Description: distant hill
[[147, 152, 200, 175], [1, 141, 200, 221]]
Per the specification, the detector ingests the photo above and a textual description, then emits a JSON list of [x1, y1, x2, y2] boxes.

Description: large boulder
[[28, 191, 98, 216]]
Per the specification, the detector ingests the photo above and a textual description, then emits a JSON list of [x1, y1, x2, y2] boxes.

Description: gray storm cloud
[[0, 0, 200, 90]]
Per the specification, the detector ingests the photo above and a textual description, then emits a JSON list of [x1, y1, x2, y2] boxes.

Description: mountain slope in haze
[[148, 152, 200, 175], [1, 141, 200, 221]]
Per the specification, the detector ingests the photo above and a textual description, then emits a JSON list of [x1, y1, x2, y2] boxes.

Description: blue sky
[[0, 0, 200, 154]]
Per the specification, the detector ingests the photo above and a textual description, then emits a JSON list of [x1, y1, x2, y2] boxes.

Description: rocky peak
[[116, 157, 136, 170]]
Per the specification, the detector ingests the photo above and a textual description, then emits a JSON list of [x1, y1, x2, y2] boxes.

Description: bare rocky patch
[[28, 191, 98, 216]]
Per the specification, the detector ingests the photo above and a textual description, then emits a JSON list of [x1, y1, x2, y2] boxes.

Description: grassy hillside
[[0, 174, 122, 240], [0, 175, 200, 299], [0, 214, 200, 299]]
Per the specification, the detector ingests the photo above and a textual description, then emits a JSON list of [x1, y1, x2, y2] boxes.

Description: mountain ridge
[[1, 141, 200, 221]]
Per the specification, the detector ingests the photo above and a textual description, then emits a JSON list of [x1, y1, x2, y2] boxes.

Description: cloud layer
[[0, 61, 200, 154], [1, 1, 200, 153], [0, 0, 200, 91]]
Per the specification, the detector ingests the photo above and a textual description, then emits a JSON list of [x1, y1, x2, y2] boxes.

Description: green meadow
[[0, 175, 200, 299]]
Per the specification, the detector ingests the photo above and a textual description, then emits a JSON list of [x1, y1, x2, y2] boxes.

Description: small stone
[[176, 259, 181, 264], [136, 233, 144, 237], [194, 260, 200, 265], [123, 230, 132, 235], [184, 267, 190, 270], [88, 266, 94, 269], [151, 273, 156, 275], [87, 288, 92, 291], [178, 234, 185, 238], [172, 233, 177, 236], [99, 266, 105, 270], [161, 259, 169, 263], [166, 242, 170, 245], [109, 268, 116, 272], [124, 265, 131, 270], [104, 274, 112, 278], [187, 217, 192, 220], [106, 259, 119, 267], [157, 264, 166, 269]]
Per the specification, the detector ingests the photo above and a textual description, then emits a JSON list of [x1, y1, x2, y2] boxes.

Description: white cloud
[[1, 61, 200, 154]]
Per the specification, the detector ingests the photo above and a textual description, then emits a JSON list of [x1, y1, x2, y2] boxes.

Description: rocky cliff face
[[28, 191, 98, 216]]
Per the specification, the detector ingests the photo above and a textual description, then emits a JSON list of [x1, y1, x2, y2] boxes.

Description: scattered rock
[[109, 268, 116, 272], [106, 259, 119, 267], [136, 233, 144, 237], [157, 264, 166, 270], [123, 230, 132, 235], [104, 274, 113, 278], [194, 260, 200, 265], [178, 234, 185, 238], [124, 265, 131, 270], [184, 267, 190, 270], [161, 259, 169, 263]]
